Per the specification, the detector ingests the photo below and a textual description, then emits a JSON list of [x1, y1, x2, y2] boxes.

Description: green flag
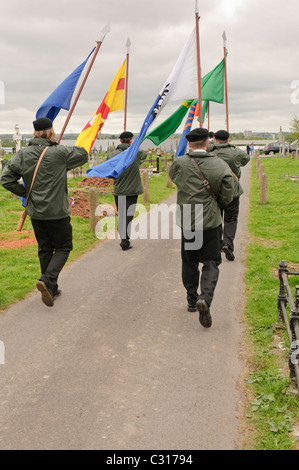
[[201, 59, 225, 104], [144, 99, 193, 145], [202, 100, 209, 123]]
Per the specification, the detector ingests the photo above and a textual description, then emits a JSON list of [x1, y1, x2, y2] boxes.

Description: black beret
[[33, 117, 53, 131], [186, 128, 209, 142], [214, 130, 229, 140], [119, 131, 134, 139]]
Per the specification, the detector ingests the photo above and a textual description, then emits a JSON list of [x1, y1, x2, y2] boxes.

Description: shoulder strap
[[210, 150, 239, 181], [189, 156, 217, 200], [26, 146, 49, 207]]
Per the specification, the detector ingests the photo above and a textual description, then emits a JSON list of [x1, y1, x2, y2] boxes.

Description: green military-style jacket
[[169, 150, 234, 231], [0, 138, 88, 220], [107, 143, 147, 196], [207, 142, 250, 198]]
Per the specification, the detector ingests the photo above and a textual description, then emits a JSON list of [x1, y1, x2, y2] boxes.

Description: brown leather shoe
[[196, 299, 212, 328], [36, 281, 54, 307]]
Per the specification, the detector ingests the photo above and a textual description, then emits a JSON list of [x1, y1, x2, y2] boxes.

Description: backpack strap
[[25, 146, 49, 207]]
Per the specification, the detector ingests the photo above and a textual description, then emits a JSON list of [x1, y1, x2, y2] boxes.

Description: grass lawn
[[244, 155, 299, 450]]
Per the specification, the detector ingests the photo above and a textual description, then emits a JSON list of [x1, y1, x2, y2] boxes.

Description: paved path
[[0, 163, 251, 450]]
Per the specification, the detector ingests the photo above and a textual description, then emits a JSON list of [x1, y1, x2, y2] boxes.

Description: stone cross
[[13, 124, 22, 152]]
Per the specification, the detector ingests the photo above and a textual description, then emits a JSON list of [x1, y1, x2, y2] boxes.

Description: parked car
[[264, 142, 297, 155]]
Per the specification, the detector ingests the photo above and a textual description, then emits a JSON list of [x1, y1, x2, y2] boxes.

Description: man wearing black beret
[[207, 129, 250, 261], [170, 128, 234, 328], [0, 117, 88, 307], [107, 131, 147, 251]]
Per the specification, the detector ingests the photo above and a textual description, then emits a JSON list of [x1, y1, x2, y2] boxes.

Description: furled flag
[[36, 48, 95, 121], [87, 27, 198, 178], [201, 58, 225, 104], [75, 59, 126, 153], [143, 99, 193, 146], [175, 100, 199, 157]]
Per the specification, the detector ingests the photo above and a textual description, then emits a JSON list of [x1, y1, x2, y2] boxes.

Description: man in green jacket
[[170, 128, 234, 328], [207, 130, 250, 261], [0, 117, 88, 307], [107, 131, 147, 251]]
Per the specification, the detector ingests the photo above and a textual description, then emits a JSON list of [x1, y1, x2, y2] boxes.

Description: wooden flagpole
[[195, 0, 202, 127], [124, 37, 131, 132], [223, 31, 229, 132], [57, 23, 110, 144]]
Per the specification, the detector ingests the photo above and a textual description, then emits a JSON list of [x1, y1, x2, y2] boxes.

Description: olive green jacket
[[0, 138, 88, 220], [207, 142, 250, 198], [169, 151, 234, 230], [107, 143, 147, 196]]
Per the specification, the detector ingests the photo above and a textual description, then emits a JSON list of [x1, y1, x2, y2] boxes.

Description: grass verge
[[243, 156, 299, 450]]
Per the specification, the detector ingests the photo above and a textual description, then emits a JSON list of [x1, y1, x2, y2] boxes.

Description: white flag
[[157, 27, 198, 114]]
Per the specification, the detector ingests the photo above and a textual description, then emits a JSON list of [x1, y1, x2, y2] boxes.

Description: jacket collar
[[28, 138, 57, 147], [189, 150, 211, 158]]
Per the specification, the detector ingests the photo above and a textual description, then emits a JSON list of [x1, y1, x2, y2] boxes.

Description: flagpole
[[223, 31, 229, 132], [57, 23, 110, 144], [124, 37, 131, 132], [195, 0, 202, 127]]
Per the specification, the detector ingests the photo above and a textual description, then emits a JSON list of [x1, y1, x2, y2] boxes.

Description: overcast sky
[[1, 0, 299, 136]]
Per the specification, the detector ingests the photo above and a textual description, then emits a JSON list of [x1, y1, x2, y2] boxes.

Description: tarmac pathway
[[0, 163, 251, 450]]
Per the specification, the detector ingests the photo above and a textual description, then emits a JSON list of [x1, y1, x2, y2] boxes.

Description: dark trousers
[[220, 197, 240, 251], [114, 195, 138, 249], [181, 226, 222, 307], [31, 217, 73, 295]]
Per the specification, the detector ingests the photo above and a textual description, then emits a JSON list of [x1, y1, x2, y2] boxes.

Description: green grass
[[244, 156, 299, 450], [0, 170, 176, 311]]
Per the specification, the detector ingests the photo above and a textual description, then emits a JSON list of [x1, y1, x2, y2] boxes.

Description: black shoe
[[52, 289, 61, 298], [36, 281, 54, 307], [222, 244, 235, 261], [187, 304, 197, 312], [196, 299, 212, 328], [121, 244, 133, 251]]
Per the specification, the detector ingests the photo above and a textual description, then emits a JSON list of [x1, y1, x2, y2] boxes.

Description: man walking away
[[0, 117, 88, 307], [208, 130, 250, 261], [107, 131, 147, 251], [170, 128, 234, 328]]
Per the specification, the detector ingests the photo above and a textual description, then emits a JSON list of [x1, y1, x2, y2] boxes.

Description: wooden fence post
[[258, 163, 264, 188], [260, 173, 268, 204], [89, 187, 100, 232], [142, 172, 150, 203], [256, 158, 261, 179], [166, 163, 173, 188]]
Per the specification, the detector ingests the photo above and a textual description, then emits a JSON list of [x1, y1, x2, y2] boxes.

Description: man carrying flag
[[169, 128, 234, 328], [107, 131, 147, 251]]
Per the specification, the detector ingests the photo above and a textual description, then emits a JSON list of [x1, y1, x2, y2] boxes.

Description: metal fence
[[275, 260, 299, 393]]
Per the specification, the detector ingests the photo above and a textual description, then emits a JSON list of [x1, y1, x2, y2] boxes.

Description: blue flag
[[36, 48, 95, 121], [87, 94, 162, 178]]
